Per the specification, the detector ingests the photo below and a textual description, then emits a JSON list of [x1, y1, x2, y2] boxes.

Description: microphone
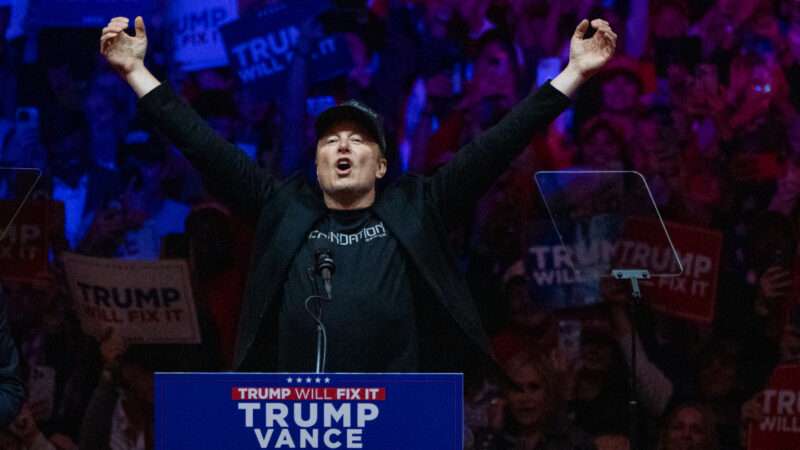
[[314, 248, 335, 300]]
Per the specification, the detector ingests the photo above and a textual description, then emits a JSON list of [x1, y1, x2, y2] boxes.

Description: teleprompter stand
[[535, 171, 683, 450]]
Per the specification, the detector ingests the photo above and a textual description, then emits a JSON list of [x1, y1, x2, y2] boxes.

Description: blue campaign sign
[[156, 372, 463, 449], [219, 0, 353, 99], [28, 0, 157, 28], [526, 220, 605, 310]]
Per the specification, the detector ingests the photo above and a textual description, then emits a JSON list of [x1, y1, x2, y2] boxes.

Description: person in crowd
[[44, 112, 121, 250], [84, 72, 134, 172], [692, 336, 750, 449], [419, 30, 522, 172], [79, 332, 154, 450], [0, 293, 23, 428], [4, 403, 57, 450], [472, 350, 596, 450], [573, 116, 629, 170], [490, 261, 559, 365], [80, 130, 190, 259], [691, 0, 762, 59], [656, 403, 719, 450], [593, 56, 643, 141], [603, 280, 674, 420], [0, 1, 21, 122], [183, 203, 246, 369], [593, 433, 629, 450], [741, 303, 800, 446], [233, 86, 277, 174], [747, 211, 797, 340], [79, 327, 218, 448], [5, 280, 94, 446], [569, 329, 629, 437]]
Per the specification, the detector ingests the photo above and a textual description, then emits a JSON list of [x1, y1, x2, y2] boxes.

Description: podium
[[155, 372, 463, 449]]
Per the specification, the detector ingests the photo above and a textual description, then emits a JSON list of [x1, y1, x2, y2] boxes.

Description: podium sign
[[156, 372, 463, 449]]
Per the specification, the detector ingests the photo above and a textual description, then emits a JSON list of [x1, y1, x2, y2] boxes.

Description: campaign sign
[[62, 253, 201, 344], [748, 365, 800, 450], [219, 0, 353, 99], [156, 373, 463, 449], [525, 219, 611, 310], [0, 200, 50, 282], [169, 0, 238, 71], [618, 218, 721, 324], [28, 0, 156, 28], [526, 217, 720, 322]]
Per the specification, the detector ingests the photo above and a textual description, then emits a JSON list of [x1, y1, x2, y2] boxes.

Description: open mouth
[[335, 158, 352, 175]]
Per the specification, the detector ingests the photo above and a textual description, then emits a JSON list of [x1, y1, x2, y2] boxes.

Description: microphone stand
[[314, 309, 326, 374], [611, 269, 649, 450], [306, 249, 334, 374]]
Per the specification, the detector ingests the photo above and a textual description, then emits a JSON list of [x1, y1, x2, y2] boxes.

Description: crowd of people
[[0, 0, 799, 449]]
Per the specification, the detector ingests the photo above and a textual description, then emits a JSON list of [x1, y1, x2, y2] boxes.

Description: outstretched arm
[[427, 19, 616, 220], [100, 16, 273, 217]]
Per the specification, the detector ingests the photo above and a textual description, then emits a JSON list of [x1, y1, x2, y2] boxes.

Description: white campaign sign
[[62, 253, 201, 344]]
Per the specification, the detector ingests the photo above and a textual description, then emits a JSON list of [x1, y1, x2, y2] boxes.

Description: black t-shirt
[[278, 208, 418, 372]]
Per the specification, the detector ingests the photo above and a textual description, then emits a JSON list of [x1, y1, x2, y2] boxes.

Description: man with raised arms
[[98, 15, 616, 374]]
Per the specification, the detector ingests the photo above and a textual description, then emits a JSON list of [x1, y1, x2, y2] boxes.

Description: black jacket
[[138, 82, 570, 373]]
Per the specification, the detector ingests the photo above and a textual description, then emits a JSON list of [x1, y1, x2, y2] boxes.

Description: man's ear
[[375, 157, 388, 179]]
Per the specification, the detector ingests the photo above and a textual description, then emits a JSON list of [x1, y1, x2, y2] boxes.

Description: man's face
[[505, 364, 547, 429], [474, 42, 515, 93], [666, 407, 709, 450], [580, 339, 614, 372], [601, 73, 640, 112], [316, 121, 386, 206], [698, 352, 737, 399], [582, 127, 624, 169], [50, 130, 89, 183]]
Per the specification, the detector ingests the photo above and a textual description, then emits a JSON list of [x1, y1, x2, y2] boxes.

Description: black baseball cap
[[314, 100, 387, 157]]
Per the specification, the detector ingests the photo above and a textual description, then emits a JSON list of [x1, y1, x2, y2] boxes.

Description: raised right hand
[[100, 16, 147, 76]]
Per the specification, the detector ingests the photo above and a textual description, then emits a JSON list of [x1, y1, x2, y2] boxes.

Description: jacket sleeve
[[426, 81, 571, 221], [0, 298, 23, 428], [137, 84, 275, 218]]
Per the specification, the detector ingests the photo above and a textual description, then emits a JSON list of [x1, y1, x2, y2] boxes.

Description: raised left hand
[[568, 19, 617, 79]]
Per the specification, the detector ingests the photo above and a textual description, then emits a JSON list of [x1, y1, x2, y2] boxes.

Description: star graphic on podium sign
[[315, 377, 321, 383], [295, 377, 303, 383], [287, 377, 293, 383], [306, 377, 312, 383], [324, 377, 331, 383]]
